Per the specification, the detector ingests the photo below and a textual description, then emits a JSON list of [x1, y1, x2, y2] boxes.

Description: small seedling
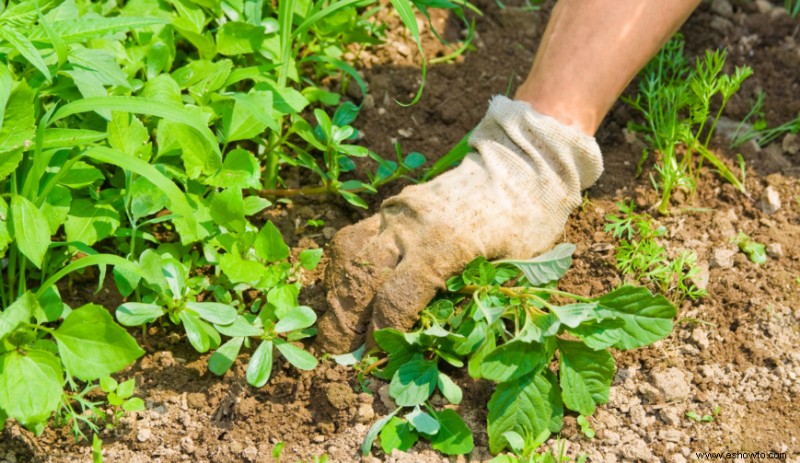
[[734, 233, 766, 264], [686, 405, 720, 423], [577, 415, 595, 439], [605, 201, 706, 304]]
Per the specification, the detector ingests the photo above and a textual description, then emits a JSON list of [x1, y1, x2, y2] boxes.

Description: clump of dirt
[[2, 0, 799, 462]]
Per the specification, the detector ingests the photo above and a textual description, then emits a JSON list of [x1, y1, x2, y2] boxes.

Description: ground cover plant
[[357, 244, 676, 457], [0, 0, 472, 442]]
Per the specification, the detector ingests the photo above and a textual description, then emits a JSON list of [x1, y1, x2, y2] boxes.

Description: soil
[[3, 1, 800, 462]]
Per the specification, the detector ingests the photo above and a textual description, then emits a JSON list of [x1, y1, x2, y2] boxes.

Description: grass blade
[[0, 27, 51, 81], [390, 0, 426, 105]]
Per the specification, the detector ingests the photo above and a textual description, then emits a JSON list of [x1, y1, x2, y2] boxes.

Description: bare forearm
[[515, 0, 701, 135]]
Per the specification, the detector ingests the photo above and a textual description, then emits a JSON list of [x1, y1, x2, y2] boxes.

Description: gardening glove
[[316, 95, 603, 353]]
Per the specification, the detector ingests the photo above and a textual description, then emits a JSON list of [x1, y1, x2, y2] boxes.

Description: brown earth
[[2, 0, 800, 462]]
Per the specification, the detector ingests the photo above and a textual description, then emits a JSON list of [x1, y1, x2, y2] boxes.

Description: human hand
[[316, 96, 603, 353]]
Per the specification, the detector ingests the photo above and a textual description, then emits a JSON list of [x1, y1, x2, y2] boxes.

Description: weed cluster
[[0, 0, 473, 440], [604, 201, 706, 305], [357, 244, 677, 457]]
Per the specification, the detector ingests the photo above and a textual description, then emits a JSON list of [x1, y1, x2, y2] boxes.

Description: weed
[[605, 201, 706, 304], [734, 232, 766, 264], [624, 35, 752, 214], [359, 244, 677, 456]]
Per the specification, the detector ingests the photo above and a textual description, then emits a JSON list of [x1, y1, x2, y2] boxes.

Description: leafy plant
[[359, 244, 677, 456], [0, 0, 476, 437], [605, 201, 706, 304], [734, 232, 766, 264], [489, 434, 588, 463], [624, 35, 752, 214]]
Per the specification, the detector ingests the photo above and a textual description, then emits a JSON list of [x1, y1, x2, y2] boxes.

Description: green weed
[[605, 201, 706, 304], [624, 35, 752, 214], [356, 245, 677, 456]]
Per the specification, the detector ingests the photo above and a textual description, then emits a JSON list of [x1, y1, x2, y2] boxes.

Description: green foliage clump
[[605, 201, 706, 304], [624, 35, 752, 214], [358, 244, 677, 457], [0, 0, 474, 438]]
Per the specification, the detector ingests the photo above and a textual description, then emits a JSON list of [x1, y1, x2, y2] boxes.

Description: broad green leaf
[[64, 199, 120, 246], [243, 196, 272, 216], [0, 80, 35, 164], [0, 350, 63, 432], [214, 315, 263, 337], [0, 27, 51, 81], [0, 291, 35, 341], [558, 340, 615, 416], [517, 314, 560, 344], [185, 301, 237, 325], [67, 46, 129, 88], [495, 243, 576, 285], [0, 65, 11, 133], [35, 286, 63, 324], [53, 304, 145, 381], [274, 338, 317, 370], [129, 176, 168, 221], [141, 74, 183, 106], [123, 397, 145, 412], [108, 112, 151, 160], [157, 120, 221, 179], [217, 91, 277, 142], [59, 161, 105, 188], [172, 59, 231, 93], [298, 248, 322, 270], [274, 306, 316, 333], [362, 408, 400, 456], [487, 370, 563, 454], [220, 253, 267, 286], [380, 417, 418, 454], [405, 406, 439, 435], [209, 336, 244, 376], [430, 409, 474, 455], [10, 194, 50, 268], [481, 340, 549, 383], [467, 328, 495, 379], [210, 187, 246, 234], [437, 372, 462, 405], [389, 356, 438, 407], [117, 379, 135, 399], [216, 21, 264, 55], [266, 283, 299, 318], [593, 285, 676, 350], [179, 309, 212, 353], [550, 303, 598, 329], [246, 340, 273, 387], [567, 319, 625, 351], [255, 221, 290, 262], [116, 303, 165, 326], [206, 149, 261, 189], [255, 81, 308, 114]]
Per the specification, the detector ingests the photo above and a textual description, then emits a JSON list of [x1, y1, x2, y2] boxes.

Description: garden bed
[[1, 0, 799, 462]]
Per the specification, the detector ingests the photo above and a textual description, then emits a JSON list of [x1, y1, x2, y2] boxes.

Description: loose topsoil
[[2, 1, 799, 462]]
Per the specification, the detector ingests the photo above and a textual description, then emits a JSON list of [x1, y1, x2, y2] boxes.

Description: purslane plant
[[358, 244, 677, 456]]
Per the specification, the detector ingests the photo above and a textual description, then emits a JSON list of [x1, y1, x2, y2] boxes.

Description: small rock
[[603, 430, 621, 445], [659, 429, 683, 443], [397, 128, 413, 138], [137, 428, 152, 442], [709, 16, 732, 32], [670, 454, 688, 463], [651, 368, 691, 402], [766, 243, 784, 258], [783, 133, 800, 155], [620, 438, 655, 461], [378, 384, 395, 409], [692, 261, 710, 291], [355, 403, 375, 424], [757, 186, 781, 214], [691, 329, 710, 350], [393, 42, 411, 57], [629, 404, 648, 427], [755, 0, 774, 13], [590, 242, 614, 252], [638, 383, 661, 402], [363, 94, 375, 109], [711, 0, 734, 17], [660, 408, 682, 426], [242, 446, 258, 461], [313, 434, 325, 443], [322, 227, 337, 240], [710, 248, 736, 269]]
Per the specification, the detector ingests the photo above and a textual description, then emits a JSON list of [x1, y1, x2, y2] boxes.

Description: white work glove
[[316, 95, 603, 353]]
